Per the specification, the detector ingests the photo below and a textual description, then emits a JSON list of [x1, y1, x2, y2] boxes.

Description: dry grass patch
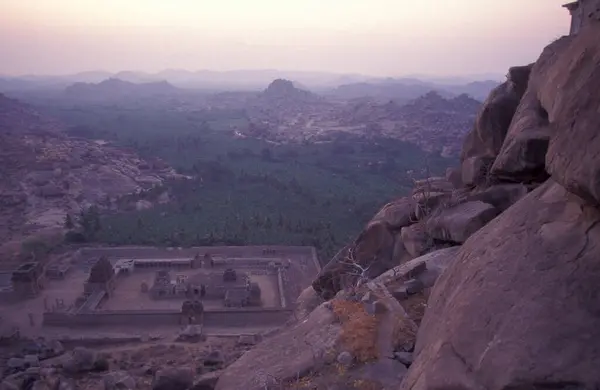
[[402, 291, 428, 325], [391, 313, 417, 351], [391, 292, 429, 350], [331, 299, 380, 363], [352, 379, 384, 390]]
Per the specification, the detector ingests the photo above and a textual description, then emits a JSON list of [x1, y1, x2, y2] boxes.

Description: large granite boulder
[[460, 66, 530, 186], [215, 302, 341, 390], [491, 37, 572, 183], [412, 177, 454, 195], [293, 286, 323, 321], [489, 90, 551, 183], [374, 246, 461, 289], [425, 201, 499, 244], [465, 183, 529, 213], [401, 180, 600, 390], [313, 221, 396, 299], [545, 25, 600, 206], [370, 197, 416, 229], [400, 223, 433, 258]]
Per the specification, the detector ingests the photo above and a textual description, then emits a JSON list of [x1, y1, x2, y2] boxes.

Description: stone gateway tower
[[84, 257, 116, 296], [11, 262, 44, 299]]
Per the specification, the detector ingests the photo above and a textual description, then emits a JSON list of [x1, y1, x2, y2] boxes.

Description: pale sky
[[0, 0, 570, 77]]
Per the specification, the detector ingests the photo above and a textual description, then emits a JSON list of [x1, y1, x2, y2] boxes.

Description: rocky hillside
[[246, 79, 330, 125], [0, 94, 182, 244], [212, 24, 600, 390], [340, 91, 481, 157]]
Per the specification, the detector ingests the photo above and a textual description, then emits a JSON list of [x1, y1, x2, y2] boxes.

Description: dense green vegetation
[[39, 103, 456, 262]]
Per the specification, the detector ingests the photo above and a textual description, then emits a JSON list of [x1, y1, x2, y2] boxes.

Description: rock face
[[402, 180, 600, 389], [460, 72, 527, 186], [544, 28, 600, 206], [400, 24, 600, 390], [490, 37, 572, 183]]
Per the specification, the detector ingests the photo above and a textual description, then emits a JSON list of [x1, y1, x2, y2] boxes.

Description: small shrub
[[331, 299, 379, 363]]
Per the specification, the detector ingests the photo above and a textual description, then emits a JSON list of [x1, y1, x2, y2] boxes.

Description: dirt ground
[[0, 269, 88, 337]]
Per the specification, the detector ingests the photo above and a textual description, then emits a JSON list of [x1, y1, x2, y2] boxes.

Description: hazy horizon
[[1, 0, 570, 78]]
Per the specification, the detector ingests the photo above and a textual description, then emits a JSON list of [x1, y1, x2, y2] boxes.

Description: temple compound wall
[[43, 308, 293, 328]]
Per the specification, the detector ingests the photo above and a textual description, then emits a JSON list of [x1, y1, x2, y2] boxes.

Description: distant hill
[[1, 69, 500, 95], [441, 80, 501, 100], [246, 79, 327, 124], [331, 81, 445, 103], [399, 91, 482, 115], [63, 78, 180, 101], [330, 78, 499, 102], [261, 79, 321, 103]]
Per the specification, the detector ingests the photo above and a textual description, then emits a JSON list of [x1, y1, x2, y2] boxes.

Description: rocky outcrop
[[400, 24, 600, 390], [215, 302, 342, 390], [490, 37, 573, 183], [459, 66, 530, 186], [402, 180, 600, 389], [312, 221, 397, 299], [0, 94, 183, 242], [215, 22, 600, 390], [425, 201, 499, 244], [544, 29, 600, 206]]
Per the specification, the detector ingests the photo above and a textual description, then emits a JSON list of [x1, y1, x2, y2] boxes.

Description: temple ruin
[[35, 246, 320, 333], [11, 262, 44, 298]]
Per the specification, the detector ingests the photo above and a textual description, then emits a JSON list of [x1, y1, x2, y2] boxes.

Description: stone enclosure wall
[[75, 245, 319, 263], [43, 307, 293, 328]]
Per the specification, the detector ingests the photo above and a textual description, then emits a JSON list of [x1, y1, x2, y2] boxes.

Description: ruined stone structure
[[45, 263, 71, 280], [201, 253, 214, 268], [149, 269, 188, 299], [148, 267, 261, 306], [189, 269, 261, 307], [11, 262, 44, 298], [40, 245, 319, 328], [181, 299, 204, 324], [84, 257, 116, 297], [563, 0, 600, 34]]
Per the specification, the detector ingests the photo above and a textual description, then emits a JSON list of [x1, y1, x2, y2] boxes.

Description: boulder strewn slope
[[0, 94, 181, 244], [214, 23, 600, 390]]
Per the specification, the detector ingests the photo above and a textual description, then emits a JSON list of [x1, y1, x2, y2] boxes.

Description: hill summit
[[261, 78, 318, 102]]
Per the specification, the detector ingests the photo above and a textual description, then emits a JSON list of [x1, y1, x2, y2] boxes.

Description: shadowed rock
[[401, 180, 600, 390], [425, 201, 499, 244]]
